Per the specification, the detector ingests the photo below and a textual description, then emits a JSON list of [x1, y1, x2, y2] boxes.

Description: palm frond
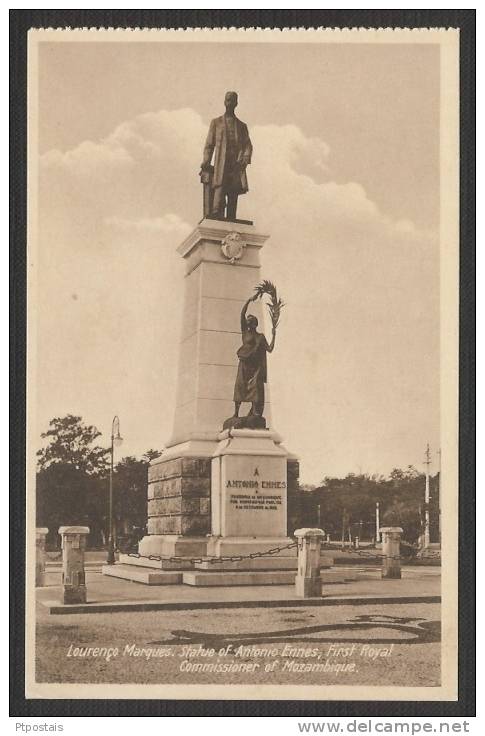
[[254, 280, 285, 329]]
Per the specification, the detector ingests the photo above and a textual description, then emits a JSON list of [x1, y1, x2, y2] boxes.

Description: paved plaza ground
[[35, 565, 440, 687], [38, 565, 440, 611]]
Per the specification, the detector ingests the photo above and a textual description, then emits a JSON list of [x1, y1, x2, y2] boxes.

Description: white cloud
[[41, 138, 134, 174], [41, 107, 204, 177]]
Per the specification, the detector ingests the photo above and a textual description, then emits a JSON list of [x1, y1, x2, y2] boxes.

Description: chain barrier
[[317, 541, 440, 561], [122, 540, 298, 566], [42, 541, 439, 565], [116, 539, 440, 565]]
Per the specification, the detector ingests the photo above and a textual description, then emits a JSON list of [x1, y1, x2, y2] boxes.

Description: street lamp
[[107, 415, 123, 564]]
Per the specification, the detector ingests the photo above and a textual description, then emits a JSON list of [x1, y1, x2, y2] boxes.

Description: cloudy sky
[[34, 35, 441, 482]]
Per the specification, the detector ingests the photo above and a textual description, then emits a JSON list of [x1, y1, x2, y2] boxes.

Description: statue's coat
[[203, 115, 252, 193]]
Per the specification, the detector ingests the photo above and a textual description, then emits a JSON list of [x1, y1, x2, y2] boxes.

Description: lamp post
[[437, 447, 441, 544], [107, 416, 123, 565], [423, 443, 431, 549]]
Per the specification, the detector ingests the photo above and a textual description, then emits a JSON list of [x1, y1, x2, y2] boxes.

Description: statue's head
[[224, 91, 238, 113], [246, 314, 258, 330]]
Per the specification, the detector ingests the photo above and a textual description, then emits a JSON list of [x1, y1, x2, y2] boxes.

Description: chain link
[[318, 540, 441, 561], [121, 540, 297, 565]]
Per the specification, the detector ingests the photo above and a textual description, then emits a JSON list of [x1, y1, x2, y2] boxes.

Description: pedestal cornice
[[178, 218, 269, 259]]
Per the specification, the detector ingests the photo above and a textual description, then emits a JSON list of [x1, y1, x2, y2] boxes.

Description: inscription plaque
[[216, 453, 287, 537]]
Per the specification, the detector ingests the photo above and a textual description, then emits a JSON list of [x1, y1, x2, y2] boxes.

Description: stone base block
[[320, 570, 357, 583], [147, 454, 212, 536], [62, 586, 87, 604], [102, 564, 182, 585], [138, 535, 208, 558], [118, 554, 194, 570], [194, 555, 333, 572], [382, 568, 402, 580], [182, 570, 296, 586], [36, 570, 46, 587], [295, 577, 322, 598], [206, 536, 297, 558], [295, 569, 357, 595], [195, 556, 296, 572]]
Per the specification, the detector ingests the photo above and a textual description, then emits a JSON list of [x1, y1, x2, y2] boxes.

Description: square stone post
[[294, 527, 325, 597], [35, 527, 49, 587], [58, 526, 90, 604], [380, 526, 403, 579]]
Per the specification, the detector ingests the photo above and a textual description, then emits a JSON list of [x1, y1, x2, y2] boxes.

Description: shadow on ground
[[147, 613, 441, 648]]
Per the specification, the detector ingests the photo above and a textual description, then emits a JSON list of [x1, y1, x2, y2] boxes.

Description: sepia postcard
[[25, 26, 460, 702]]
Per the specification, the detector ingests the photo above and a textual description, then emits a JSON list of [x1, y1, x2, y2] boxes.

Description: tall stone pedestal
[[170, 218, 271, 444], [137, 218, 279, 559], [104, 218, 304, 585]]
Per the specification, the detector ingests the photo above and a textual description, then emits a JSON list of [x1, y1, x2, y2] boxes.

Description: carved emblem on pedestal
[[221, 232, 246, 264]]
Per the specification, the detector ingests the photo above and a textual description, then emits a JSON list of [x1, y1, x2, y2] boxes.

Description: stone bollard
[[380, 526, 403, 579], [35, 527, 49, 587], [294, 528, 326, 597], [58, 526, 90, 604]]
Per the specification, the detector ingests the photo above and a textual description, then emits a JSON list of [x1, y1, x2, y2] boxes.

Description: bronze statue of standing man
[[200, 91, 253, 221]]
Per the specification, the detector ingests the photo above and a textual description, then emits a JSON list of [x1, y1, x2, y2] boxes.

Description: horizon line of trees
[[36, 414, 439, 549], [296, 466, 440, 544]]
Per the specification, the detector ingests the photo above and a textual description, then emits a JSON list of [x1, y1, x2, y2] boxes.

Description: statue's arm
[[241, 125, 252, 166], [240, 298, 251, 332], [240, 294, 258, 332], [201, 120, 216, 168]]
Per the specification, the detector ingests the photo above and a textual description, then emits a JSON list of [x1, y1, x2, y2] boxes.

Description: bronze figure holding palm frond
[[223, 281, 284, 430]]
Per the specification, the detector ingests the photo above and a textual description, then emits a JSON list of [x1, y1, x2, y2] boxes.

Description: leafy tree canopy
[[141, 449, 163, 463], [37, 414, 110, 475], [301, 467, 440, 544]]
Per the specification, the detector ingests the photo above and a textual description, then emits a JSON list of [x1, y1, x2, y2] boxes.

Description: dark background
[[10, 8, 475, 719]]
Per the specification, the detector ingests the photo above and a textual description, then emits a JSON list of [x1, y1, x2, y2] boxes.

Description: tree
[[303, 468, 439, 545], [112, 450, 163, 549], [142, 449, 163, 464], [36, 415, 109, 546], [37, 415, 109, 475], [36, 414, 163, 549], [382, 499, 421, 542], [113, 456, 148, 536]]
